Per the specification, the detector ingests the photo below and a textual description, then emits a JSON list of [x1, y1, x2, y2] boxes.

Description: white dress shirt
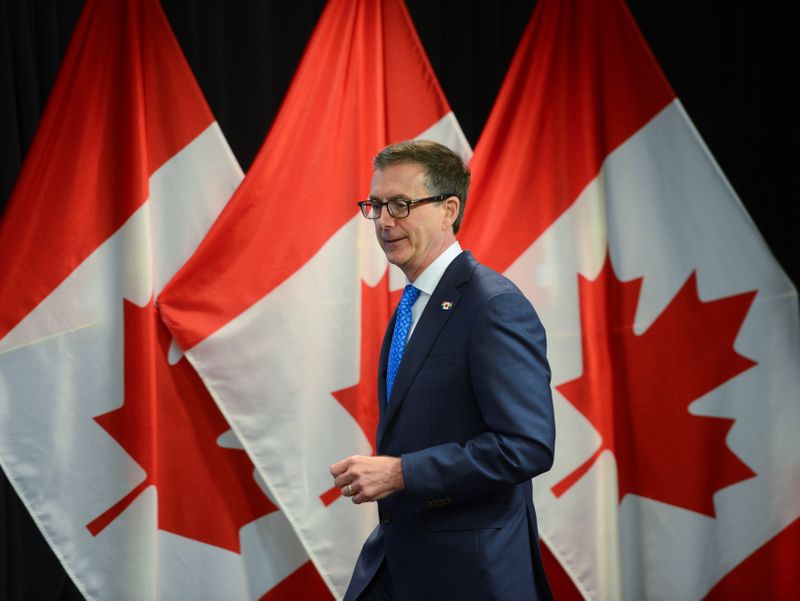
[[406, 241, 462, 341]]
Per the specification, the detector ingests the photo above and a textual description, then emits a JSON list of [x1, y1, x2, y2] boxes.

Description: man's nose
[[376, 207, 396, 228]]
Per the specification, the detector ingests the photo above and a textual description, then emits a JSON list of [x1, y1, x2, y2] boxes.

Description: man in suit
[[331, 140, 555, 600]]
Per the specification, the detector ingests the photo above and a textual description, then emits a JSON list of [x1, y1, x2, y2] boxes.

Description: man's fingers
[[333, 473, 353, 489], [351, 489, 371, 504], [331, 455, 401, 504], [330, 457, 351, 477], [331, 454, 368, 478]]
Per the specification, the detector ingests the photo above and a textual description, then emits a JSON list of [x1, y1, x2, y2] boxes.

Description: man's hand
[[330, 455, 404, 504]]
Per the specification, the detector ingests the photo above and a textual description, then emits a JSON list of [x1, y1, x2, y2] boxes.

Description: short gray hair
[[373, 140, 470, 233]]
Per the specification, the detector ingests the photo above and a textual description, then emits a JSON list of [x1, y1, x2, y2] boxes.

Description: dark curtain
[[1, 1, 797, 598]]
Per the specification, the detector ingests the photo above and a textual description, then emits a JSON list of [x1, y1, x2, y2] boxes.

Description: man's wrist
[[392, 456, 405, 492]]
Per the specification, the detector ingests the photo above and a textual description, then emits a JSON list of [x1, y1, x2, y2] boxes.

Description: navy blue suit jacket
[[344, 251, 556, 601]]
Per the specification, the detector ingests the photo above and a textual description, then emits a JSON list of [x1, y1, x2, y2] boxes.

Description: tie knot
[[400, 285, 420, 308]]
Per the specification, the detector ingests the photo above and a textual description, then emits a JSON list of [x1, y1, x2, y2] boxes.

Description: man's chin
[[385, 253, 405, 266], [384, 249, 409, 269], [382, 242, 405, 259]]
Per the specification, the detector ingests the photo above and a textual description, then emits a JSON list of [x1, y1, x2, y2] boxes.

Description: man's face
[[370, 162, 456, 282]]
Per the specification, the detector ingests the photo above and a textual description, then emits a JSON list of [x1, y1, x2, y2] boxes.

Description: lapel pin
[[440, 301, 454, 311]]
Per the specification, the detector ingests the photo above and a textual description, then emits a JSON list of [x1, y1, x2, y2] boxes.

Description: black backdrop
[[1, 1, 797, 598]]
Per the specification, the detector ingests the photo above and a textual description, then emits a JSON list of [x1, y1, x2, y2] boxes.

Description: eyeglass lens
[[363, 199, 409, 219]]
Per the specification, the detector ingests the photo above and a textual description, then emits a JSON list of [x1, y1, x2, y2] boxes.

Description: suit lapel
[[376, 251, 478, 449]]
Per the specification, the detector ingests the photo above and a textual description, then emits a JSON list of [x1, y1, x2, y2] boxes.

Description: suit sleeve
[[400, 291, 556, 505]]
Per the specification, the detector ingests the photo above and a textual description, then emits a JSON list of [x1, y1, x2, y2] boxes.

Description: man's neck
[[405, 233, 458, 283], [407, 241, 462, 294]]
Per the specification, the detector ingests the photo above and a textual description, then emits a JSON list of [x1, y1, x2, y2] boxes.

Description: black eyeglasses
[[357, 194, 455, 219]]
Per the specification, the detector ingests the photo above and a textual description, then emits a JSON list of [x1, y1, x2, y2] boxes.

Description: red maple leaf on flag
[[259, 561, 334, 601], [552, 254, 758, 516], [320, 271, 401, 506], [87, 298, 275, 552]]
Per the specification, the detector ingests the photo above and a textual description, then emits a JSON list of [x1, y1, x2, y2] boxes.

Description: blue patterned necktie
[[386, 284, 420, 402]]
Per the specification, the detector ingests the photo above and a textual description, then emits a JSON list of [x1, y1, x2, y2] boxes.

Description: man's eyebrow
[[368, 194, 410, 201]]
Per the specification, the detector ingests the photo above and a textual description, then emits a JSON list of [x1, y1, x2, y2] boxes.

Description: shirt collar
[[408, 241, 462, 295]]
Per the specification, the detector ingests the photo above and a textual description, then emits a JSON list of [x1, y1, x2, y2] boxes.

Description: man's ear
[[443, 196, 460, 228]]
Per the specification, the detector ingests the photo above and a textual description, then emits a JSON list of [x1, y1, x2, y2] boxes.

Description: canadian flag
[[157, 0, 470, 596], [0, 0, 328, 598], [459, 0, 800, 599]]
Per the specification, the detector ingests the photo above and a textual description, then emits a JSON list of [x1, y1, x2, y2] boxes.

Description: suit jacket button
[[380, 513, 391, 524]]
